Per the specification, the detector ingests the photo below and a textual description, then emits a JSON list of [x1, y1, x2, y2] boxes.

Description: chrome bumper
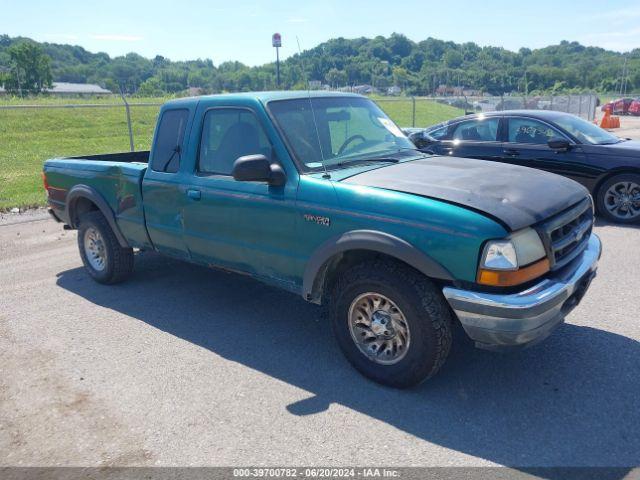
[[443, 234, 601, 349]]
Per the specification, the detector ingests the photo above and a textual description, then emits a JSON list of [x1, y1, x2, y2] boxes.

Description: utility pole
[[620, 56, 628, 96], [272, 33, 281, 88]]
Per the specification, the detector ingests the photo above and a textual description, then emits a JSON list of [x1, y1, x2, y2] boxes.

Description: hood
[[341, 156, 589, 231], [592, 140, 640, 157]]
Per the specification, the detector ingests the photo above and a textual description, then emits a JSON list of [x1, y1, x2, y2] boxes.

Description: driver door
[[181, 106, 299, 287], [501, 116, 589, 186]]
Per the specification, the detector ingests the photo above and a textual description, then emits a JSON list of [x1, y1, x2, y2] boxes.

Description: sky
[[1, 0, 639, 66]]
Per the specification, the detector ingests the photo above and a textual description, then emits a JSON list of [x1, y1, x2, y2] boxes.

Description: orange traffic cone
[[600, 110, 621, 129]]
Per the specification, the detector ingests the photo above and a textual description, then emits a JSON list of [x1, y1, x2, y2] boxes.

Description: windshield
[[553, 115, 620, 145], [268, 96, 416, 171]]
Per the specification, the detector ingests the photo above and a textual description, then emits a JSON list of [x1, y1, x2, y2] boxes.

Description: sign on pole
[[272, 33, 282, 87]]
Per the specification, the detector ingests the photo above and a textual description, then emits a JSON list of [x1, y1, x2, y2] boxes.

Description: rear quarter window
[[427, 125, 450, 140], [150, 109, 189, 173], [450, 118, 499, 141]]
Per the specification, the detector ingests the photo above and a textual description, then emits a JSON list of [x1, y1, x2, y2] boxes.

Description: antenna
[[295, 36, 310, 92], [296, 36, 330, 178]]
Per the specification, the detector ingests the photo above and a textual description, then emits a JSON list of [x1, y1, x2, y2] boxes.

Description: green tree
[[443, 50, 463, 69], [325, 68, 347, 87], [1, 33, 638, 97], [392, 66, 410, 88], [5, 41, 52, 94], [137, 77, 166, 96]]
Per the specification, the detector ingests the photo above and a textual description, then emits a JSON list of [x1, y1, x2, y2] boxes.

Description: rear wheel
[[596, 174, 640, 224], [330, 260, 452, 388], [77, 211, 134, 284]]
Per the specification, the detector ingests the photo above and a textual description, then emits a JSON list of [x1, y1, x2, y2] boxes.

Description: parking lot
[[1, 208, 639, 471], [1, 115, 640, 472], [597, 110, 640, 138]]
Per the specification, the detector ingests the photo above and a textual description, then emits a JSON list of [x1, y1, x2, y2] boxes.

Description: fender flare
[[66, 185, 129, 248], [302, 229, 453, 303]]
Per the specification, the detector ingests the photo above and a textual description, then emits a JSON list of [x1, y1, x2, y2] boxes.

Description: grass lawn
[[374, 96, 464, 127], [0, 95, 462, 210], [0, 99, 164, 210]]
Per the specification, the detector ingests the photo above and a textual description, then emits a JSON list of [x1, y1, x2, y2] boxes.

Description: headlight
[[478, 228, 549, 287], [482, 240, 518, 270], [510, 227, 547, 266]]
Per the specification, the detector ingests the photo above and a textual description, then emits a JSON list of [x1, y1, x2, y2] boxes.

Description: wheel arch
[[302, 230, 453, 304], [593, 168, 640, 198], [66, 185, 129, 248]]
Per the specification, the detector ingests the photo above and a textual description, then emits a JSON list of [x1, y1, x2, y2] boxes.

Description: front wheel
[[331, 260, 452, 388], [596, 174, 640, 224], [77, 211, 134, 284]]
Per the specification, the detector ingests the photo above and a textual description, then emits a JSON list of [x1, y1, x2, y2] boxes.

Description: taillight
[[42, 171, 49, 191]]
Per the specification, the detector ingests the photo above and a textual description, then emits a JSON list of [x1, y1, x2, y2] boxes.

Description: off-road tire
[[330, 259, 453, 388], [77, 211, 134, 284]]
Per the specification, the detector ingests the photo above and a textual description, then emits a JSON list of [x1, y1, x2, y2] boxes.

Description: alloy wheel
[[348, 292, 411, 365]]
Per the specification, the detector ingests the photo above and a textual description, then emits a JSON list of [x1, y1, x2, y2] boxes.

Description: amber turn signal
[[477, 258, 550, 287]]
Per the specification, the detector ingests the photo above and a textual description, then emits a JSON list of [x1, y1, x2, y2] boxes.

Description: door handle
[[186, 189, 201, 200], [504, 148, 520, 157]]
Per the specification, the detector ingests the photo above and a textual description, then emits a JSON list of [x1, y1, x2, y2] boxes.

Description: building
[[187, 87, 205, 97], [352, 84, 375, 95], [46, 82, 112, 96], [387, 85, 402, 96], [0, 82, 112, 96], [435, 85, 465, 96]]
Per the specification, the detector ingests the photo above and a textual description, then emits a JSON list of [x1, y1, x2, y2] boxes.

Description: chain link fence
[[453, 94, 598, 121], [375, 94, 598, 128], [0, 100, 163, 152], [0, 99, 163, 208], [0, 92, 601, 209], [0, 93, 598, 152]]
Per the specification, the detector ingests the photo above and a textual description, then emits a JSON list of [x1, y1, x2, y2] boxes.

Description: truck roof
[[163, 90, 363, 108]]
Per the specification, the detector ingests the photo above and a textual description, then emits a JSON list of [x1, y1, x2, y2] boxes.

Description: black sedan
[[406, 110, 640, 223]]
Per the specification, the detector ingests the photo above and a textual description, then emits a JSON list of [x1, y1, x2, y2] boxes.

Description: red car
[[601, 97, 634, 115], [628, 99, 640, 116]]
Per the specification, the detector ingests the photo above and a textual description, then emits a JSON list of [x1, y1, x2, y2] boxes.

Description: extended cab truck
[[44, 92, 601, 388]]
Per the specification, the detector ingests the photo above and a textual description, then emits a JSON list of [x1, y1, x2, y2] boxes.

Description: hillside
[[1, 33, 638, 95]]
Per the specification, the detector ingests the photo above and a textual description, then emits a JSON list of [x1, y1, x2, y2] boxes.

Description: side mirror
[[409, 130, 436, 149], [232, 154, 286, 186], [548, 138, 570, 152]]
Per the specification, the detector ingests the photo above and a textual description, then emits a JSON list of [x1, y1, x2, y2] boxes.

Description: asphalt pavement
[[0, 214, 639, 473]]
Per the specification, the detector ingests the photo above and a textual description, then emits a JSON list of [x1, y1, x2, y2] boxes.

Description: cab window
[[199, 108, 272, 175], [450, 118, 499, 141], [507, 118, 564, 145]]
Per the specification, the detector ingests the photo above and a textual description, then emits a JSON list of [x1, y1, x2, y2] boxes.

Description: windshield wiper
[[161, 145, 181, 172], [333, 157, 399, 168]]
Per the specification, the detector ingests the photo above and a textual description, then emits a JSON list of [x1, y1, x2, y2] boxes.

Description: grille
[[538, 198, 593, 270]]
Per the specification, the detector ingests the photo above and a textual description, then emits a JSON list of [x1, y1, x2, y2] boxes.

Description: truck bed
[[66, 151, 150, 163], [43, 152, 151, 249]]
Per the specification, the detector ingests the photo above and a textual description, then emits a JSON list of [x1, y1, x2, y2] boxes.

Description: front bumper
[[443, 234, 601, 350]]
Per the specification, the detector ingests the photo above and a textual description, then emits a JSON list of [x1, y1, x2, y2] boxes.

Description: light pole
[[272, 33, 281, 88]]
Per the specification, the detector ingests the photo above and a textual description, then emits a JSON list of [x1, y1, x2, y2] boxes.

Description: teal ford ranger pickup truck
[[44, 91, 601, 387]]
